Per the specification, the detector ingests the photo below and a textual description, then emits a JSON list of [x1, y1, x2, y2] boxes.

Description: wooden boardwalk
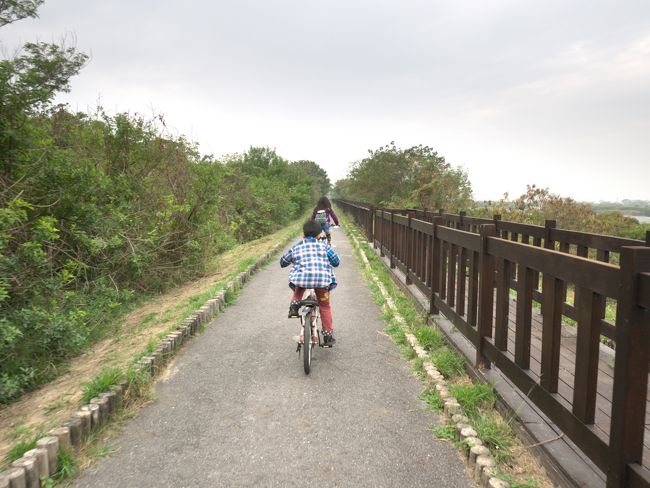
[[505, 296, 650, 468], [378, 249, 647, 487]]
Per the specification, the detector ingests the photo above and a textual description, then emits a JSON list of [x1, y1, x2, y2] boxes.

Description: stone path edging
[[0, 237, 293, 488], [346, 227, 510, 488]]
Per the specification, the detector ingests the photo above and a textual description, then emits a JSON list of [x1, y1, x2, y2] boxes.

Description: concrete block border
[[346, 228, 511, 488], [0, 238, 292, 486]]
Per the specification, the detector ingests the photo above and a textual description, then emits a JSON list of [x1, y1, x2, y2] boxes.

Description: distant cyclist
[[311, 196, 339, 244]]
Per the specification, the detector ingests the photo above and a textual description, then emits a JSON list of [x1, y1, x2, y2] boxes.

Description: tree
[[336, 142, 472, 211], [0, 0, 43, 26]]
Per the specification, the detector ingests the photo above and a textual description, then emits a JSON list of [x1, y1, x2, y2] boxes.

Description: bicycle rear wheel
[[303, 315, 312, 375]]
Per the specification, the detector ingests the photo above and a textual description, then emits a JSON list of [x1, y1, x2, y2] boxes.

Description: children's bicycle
[[293, 291, 329, 375]]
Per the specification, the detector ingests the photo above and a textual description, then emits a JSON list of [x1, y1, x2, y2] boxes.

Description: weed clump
[[431, 347, 465, 378], [81, 368, 124, 404], [414, 325, 445, 351]]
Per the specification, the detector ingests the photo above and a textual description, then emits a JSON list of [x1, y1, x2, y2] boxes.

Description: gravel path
[[72, 227, 474, 488]]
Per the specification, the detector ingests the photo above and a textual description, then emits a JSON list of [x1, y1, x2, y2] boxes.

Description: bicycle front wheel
[[303, 315, 312, 375]]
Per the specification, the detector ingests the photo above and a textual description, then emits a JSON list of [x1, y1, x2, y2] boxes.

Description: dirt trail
[[0, 226, 297, 462]]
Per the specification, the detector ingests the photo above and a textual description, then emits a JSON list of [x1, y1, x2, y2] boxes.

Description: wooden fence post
[[430, 217, 443, 315], [379, 210, 385, 257], [406, 213, 413, 285], [607, 246, 650, 487], [541, 219, 557, 318], [390, 211, 396, 269], [369, 206, 376, 246], [476, 224, 496, 368]]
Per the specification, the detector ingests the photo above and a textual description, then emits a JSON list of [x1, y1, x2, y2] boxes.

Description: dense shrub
[[0, 2, 331, 402]]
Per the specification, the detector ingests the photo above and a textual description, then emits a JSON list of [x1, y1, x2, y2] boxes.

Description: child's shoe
[[323, 332, 336, 347], [288, 300, 300, 318]]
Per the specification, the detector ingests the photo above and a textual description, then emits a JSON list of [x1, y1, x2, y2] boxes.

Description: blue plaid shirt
[[280, 237, 340, 289]]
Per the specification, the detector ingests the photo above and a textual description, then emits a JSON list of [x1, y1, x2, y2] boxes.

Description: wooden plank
[[482, 340, 610, 471], [572, 287, 603, 424], [541, 275, 563, 393], [551, 228, 644, 254], [495, 258, 510, 350], [515, 265, 534, 369], [411, 218, 434, 235], [639, 272, 650, 309], [448, 244, 457, 308], [487, 237, 620, 298], [439, 240, 447, 300], [477, 225, 497, 367], [608, 247, 650, 487], [436, 225, 482, 251], [468, 250, 479, 327], [497, 220, 546, 239], [457, 247, 467, 317], [627, 463, 650, 488]]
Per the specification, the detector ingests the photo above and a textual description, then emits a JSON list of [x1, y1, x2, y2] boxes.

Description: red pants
[[292, 287, 333, 333]]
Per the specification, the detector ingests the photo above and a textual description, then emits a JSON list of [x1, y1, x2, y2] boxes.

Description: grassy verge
[[338, 211, 551, 488]]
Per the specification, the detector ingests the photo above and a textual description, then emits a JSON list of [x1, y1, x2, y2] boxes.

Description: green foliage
[[413, 325, 445, 351], [473, 414, 514, 463], [0, 1, 329, 403], [471, 185, 649, 241], [419, 388, 444, 413], [334, 142, 472, 210], [495, 472, 538, 488], [81, 367, 123, 404], [450, 382, 495, 419], [433, 424, 457, 440], [431, 347, 465, 378], [49, 447, 78, 484], [5, 432, 43, 463], [384, 320, 406, 345]]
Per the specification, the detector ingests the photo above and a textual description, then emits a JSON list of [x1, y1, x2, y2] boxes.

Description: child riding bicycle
[[311, 196, 339, 244], [280, 220, 340, 346]]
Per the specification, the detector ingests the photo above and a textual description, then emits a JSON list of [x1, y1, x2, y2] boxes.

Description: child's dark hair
[[315, 196, 331, 211], [303, 220, 323, 238]]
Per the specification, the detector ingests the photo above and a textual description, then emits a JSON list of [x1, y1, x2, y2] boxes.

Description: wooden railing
[[335, 198, 650, 488]]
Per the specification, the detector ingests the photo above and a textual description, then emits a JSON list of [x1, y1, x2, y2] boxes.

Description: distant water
[[625, 215, 650, 224]]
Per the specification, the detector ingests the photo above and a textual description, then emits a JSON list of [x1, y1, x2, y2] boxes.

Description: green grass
[[81, 367, 124, 404], [433, 424, 457, 440], [87, 444, 117, 458], [412, 357, 426, 379], [45, 448, 79, 486], [5, 432, 43, 463], [9, 425, 32, 439], [414, 325, 445, 351], [420, 388, 444, 413], [385, 321, 406, 345], [450, 382, 496, 419], [431, 347, 465, 378], [473, 414, 514, 464], [495, 472, 538, 488]]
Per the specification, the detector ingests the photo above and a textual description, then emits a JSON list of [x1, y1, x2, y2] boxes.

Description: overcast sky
[[3, 0, 649, 202]]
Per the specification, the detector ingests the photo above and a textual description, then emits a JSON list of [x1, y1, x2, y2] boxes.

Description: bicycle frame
[[298, 291, 321, 346]]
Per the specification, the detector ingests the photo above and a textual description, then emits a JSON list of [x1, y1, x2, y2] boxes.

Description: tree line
[[0, 1, 330, 403], [333, 144, 648, 241]]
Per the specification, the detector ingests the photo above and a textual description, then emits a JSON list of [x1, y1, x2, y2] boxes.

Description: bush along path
[[0, 225, 300, 487], [340, 213, 554, 488]]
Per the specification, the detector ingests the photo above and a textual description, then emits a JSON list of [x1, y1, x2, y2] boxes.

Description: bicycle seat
[[299, 299, 319, 307]]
